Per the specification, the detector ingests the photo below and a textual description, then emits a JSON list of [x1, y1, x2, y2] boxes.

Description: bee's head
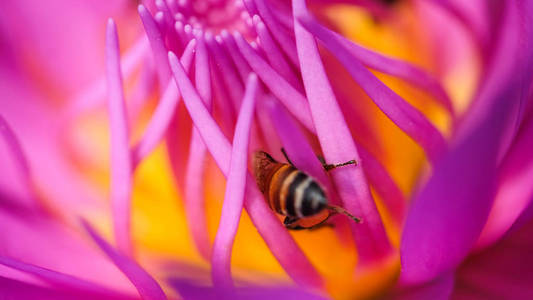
[[301, 181, 327, 217]]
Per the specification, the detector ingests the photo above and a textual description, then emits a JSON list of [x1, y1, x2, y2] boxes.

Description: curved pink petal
[[184, 36, 213, 260], [476, 114, 533, 248], [168, 51, 323, 288], [329, 27, 453, 114], [169, 278, 327, 300], [139, 4, 171, 87], [82, 220, 167, 300], [295, 11, 447, 164], [233, 32, 315, 133], [0, 205, 134, 294], [0, 256, 132, 298], [212, 74, 258, 288], [393, 273, 454, 300], [399, 81, 523, 285], [0, 115, 35, 207], [292, 0, 391, 264], [400, 0, 533, 285], [219, 31, 252, 82], [358, 146, 406, 225], [66, 37, 150, 117], [131, 39, 196, 167], [205, 33, 244, 113], [0, 276, 133, 300], [252, 0, 299, 66], [106, 19, 133, 256], [253, 15, 301, 90]]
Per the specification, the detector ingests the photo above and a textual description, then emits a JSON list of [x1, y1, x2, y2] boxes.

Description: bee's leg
[[318, 155, 357, 171], [283, 215, 335, 231], [281, 148, 295, 166], [283, 216, 306, 230]]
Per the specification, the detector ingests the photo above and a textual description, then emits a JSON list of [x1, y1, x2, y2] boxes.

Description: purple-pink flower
[[1, 0, 532, 299]]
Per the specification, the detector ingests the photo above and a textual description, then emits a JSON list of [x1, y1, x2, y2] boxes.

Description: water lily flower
[[1, 0, 532, 299]]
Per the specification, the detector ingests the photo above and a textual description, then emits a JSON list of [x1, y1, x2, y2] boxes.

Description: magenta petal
[[400, 1, 533, 285], [205, 33, 244, 112], [139, 4, 171, 87], [131, 39, 196, 167], [0, 276, 133, 300], [392, 273, 454, 300], [399, 86, 520, 285], [476, 114, 533, 248], [184, 36, 213, 260], [358, 146, 406, 225], [169, 279, 327, 300], [66, 37, 149, 117], [0, 256, 130, 298], [331, 28, 453, 114], [168, 52, 323, 288], [106, 19, 133, 256], [219, 31, 252, 82], [212, 74, 258, 288], [292, 0, 391, 264], [82, 220, 167, 300], [295, 11, 447, 164], [0, 116, 34, 205], [253, 15, 301, 90], [252, 0, 299, 66], [233, 32, 316, 134]]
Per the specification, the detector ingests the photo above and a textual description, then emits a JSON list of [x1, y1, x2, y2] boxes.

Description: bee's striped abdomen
[[263, 164, 294, 213], [253, 151, 327, 218]]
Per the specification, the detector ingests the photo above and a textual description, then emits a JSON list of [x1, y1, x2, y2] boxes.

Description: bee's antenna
[[327, 205, 362, 223]]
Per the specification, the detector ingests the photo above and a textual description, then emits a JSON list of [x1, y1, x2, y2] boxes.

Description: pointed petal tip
[[107, 18, 115, 28]]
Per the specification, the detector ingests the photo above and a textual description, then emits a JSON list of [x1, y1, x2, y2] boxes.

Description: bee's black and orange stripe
[[253, 151, 327, 218]]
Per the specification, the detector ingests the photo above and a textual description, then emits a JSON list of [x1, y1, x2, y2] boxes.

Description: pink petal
[[393, 273, 454, 300], [330, 27, 454, 114], [295, 11, 447, 164], [476, 113, 533, 248], [358, 146, 406, 225], [169, 279, 327, 300], [66, 37, 149, 118], [139, 4, 171, 88], [0, 207, 134, 293], [205, 33, 244, 113], [292, 0, 392, 264], [253, 15, 301, 90], [252, 0, 299, 66], [131, 39, 196, 167], [106, 19, 133, 256], [82, 221, 167, 300], [219, 31, 252, 82], [399, 76, 522, 286], [212, 74, 258, 288], [184, 36, 213, 260], [0, 276, 133, 300], [0, 256, 131, 298], [169, 51, 323, 288], [233, 32, 315, 133], [0, 115, 35, 207]]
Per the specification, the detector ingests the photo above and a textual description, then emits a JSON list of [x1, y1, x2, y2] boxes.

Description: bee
[[253, 149, 361, 230]]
